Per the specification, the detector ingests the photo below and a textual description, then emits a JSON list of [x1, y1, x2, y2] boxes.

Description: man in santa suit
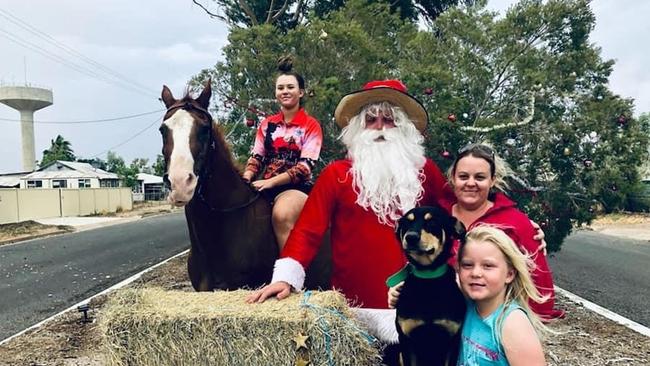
[[247, 79, 453, 317]]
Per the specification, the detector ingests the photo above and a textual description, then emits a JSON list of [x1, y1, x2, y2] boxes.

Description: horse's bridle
[[162, 100, 259, 214]]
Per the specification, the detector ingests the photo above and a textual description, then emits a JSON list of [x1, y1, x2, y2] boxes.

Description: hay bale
[[101, 288, 382, 366]]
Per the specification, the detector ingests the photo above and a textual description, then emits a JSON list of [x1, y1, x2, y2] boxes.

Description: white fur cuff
[[351, 308, 399, 344], [271, 257, 306, 291]]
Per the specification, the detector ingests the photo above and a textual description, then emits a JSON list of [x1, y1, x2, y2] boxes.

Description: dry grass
[[0, 220, 73, 244], [591, 212, 650, 226], [101, 288, 381, 366]]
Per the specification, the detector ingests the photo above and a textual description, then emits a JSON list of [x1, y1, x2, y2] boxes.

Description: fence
[[0, 188, 132, 224]]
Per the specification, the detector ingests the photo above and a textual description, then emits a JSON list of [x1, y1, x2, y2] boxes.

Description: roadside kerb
[[555, 286, 650, 337]]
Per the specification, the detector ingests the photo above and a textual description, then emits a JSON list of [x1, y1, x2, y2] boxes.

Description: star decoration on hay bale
[[293, 332, 309, 350], [295, 356, 310, 366]]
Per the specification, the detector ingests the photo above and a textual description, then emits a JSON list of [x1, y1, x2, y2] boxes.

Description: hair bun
[[277, 56, 293, 73]]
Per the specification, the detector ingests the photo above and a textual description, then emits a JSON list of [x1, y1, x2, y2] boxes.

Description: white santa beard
[[348, 127, 426, 225]]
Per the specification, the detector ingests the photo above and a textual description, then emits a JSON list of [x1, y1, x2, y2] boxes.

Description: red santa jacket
[[440, 192, 564, 320], [273, 158, 453, 309]]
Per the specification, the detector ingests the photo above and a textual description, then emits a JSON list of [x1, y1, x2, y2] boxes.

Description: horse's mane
[[211, 122, 243, 174]]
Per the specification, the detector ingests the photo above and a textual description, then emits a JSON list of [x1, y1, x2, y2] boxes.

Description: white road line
[[556, 286, 650, 337], [0, 249, 190, 346]]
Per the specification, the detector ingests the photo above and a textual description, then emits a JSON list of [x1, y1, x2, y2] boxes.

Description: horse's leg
[[185, 208, 213, 291], [187, 249, 213, 291]]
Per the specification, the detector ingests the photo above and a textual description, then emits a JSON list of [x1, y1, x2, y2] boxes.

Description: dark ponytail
[[276, 55, 305, 90]]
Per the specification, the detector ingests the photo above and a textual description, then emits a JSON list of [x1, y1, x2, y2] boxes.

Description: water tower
[[0, 85, 53, 171]]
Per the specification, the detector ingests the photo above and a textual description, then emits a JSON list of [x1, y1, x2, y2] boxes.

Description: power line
[[0, 21, 157, 98], [88, 114, 164, 159], [0, 28, 109, 81], [0, 9, 154, 97], [0, 109, 165, 124], [0, 27, 157, 99]]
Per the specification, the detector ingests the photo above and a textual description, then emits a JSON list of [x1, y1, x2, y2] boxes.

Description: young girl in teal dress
[[457, 225, 548, 366]]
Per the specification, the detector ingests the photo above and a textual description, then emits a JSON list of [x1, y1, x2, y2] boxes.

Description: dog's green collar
[[386, 263, 449, 288]]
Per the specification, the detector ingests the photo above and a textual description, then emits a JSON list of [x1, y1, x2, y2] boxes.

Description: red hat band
[[362, 79, 408, 93]]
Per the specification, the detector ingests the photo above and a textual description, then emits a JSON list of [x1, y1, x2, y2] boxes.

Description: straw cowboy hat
[[334, 79, 428, 132]]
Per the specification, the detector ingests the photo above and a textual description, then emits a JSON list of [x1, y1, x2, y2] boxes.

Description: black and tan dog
[[387, 206, 467, 366]]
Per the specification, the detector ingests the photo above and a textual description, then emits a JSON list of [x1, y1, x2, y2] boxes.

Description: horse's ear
[[196, 79, 212, 109], [161, 85, 176, 108]]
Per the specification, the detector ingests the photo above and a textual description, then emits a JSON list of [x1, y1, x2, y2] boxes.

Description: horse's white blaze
[[163, 110, 197, 204]]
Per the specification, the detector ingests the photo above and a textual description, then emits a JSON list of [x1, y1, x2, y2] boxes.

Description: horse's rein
[[163, 101, 260, 213], [162, 101, 213, 189]]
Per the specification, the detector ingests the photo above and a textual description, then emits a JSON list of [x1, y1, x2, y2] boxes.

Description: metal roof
[[0, 172, 29, 187], [137, 173, 163, 185], [22, 160, 118, 180], [0, 176, 21, 187]]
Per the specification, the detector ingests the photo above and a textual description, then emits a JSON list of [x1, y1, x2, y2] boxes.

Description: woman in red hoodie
[[441, 143, 565, 321], [390, 143, 564, 321]]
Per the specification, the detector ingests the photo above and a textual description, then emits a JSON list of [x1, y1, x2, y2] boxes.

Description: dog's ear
[[395, 215, 404, 241], [446, 214, 467, 243], [396, 207, 414, 241]]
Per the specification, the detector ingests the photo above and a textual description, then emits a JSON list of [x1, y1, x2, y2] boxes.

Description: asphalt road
[[0, 212, 189, 341], [548, 230, 650, 327], [1, 214, 648, 342]]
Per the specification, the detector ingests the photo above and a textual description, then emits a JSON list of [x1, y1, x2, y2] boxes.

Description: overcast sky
[[0, 0, 648, 174]]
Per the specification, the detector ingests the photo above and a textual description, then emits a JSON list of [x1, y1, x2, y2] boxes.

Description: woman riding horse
[[242, 56, 323, 252]]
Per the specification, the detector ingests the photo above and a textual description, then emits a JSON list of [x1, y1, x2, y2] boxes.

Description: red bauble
[[441, 150, 451, 159], [617, 114, 627, 125], [424, 87, 433, 95], [447, 113, 457, 122], [245, 119, 255, 127]]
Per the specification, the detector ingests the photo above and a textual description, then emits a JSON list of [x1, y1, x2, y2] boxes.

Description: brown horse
[[159, 79, 329, 291]]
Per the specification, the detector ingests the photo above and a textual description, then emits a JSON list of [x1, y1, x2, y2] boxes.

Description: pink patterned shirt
[[246, 108, 322, 185]]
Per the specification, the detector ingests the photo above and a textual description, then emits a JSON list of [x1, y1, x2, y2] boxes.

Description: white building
[[19, 160, 120, 189], [0, 172, 28, 188], [134, 173, 167, 201]]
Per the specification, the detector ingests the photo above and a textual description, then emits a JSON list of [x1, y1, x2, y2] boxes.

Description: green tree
[[152, 154, 166, 176], [120, 160, 140, 188], [106, 151, 126, 173], [193, 0, 477, 29], [193, 0, 417, 167], [41, 135, 76, 167], [194, 0, 650, 251], [76, 157, 107, 171], [192, 0, 307, 29], [105, 151, 139, 188], [131, 158, 152, 174], [400, 0, 650, 248]]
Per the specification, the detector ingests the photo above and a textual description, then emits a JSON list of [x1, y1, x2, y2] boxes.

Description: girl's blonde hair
[[459, 225, 550, 336], [447, 142, 513, 192]]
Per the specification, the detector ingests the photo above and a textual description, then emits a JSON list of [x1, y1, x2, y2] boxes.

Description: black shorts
[[262, 183, 312, 202]]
